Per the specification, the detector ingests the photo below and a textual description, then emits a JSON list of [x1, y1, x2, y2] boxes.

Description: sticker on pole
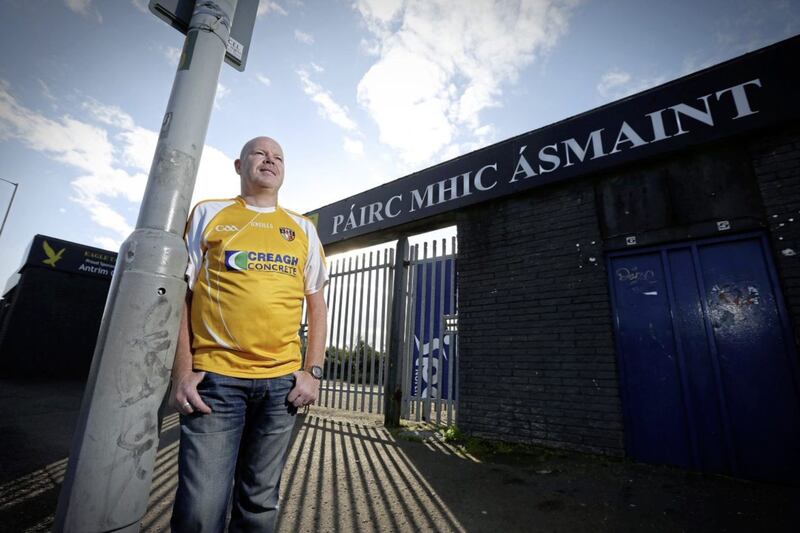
[[227, 37, 244, 62], [149, 0, 259, 72]]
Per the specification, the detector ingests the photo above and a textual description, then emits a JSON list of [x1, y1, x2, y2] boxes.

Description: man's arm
[[168, 290, 212, 414], [288, 289, 328, 407]]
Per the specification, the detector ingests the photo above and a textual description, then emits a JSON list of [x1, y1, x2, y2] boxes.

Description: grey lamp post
[[0, 177, 18, 241]]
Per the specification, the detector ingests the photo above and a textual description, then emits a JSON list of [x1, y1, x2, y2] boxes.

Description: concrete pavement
[[1, 379, 799, 532]]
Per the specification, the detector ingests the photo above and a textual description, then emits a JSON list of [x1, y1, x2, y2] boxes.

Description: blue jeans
[[171, 372, 297, 533]]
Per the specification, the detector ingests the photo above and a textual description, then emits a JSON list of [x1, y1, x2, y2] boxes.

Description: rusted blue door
[[608, 232, 800, 483]]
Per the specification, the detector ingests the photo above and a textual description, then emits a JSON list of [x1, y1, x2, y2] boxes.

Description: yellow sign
[[42, 240, 65, 267]]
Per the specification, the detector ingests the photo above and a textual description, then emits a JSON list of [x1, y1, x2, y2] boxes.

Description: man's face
[[235, 137, 285, 193]]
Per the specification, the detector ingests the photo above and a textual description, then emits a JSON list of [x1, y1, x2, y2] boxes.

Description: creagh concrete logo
[[224, 250, 249, 271], [224, 250, 299, 276]]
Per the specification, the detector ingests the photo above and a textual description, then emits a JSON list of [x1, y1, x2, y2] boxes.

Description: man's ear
[[234, 159, 241, 174]]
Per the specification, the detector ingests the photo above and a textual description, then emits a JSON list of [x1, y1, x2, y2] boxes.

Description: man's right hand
[[169, 371, 212, 415]]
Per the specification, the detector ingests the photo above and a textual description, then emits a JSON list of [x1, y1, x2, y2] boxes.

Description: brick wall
[[453, 125, 800, 457], [750, 126, 800, 342], [456, 182, 624, 455]]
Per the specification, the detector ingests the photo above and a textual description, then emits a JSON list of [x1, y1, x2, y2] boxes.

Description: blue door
[[608, 233, 800, 483]]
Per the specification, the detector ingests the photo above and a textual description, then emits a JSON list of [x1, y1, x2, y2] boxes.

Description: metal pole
[[376, 247, 391, 413], [53, 2, 237, 531], [400, 243, 418, 419], [384, 236, 409, 428], [0, 177, 18, 241]]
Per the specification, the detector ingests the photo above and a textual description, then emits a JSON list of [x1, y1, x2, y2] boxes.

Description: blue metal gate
[[608, 232, 800, 483], [409, 257, 456, 401], [402, 237, 458, 425]]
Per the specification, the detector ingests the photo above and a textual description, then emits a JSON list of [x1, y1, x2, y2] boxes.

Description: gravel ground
[[1, 381, 798, 532]]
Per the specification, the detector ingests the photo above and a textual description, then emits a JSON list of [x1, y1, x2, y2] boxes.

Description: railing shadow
[[276, 413, 466, 533], [276, 411, 800, 533], [4, 387, 800, 533]]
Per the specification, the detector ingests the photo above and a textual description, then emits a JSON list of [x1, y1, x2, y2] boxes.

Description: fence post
[[384, 236, 409, 427]]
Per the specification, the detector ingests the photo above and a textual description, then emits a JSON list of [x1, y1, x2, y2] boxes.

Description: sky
[[0, 0, 799, 292]]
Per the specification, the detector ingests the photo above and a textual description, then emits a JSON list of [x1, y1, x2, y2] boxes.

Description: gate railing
[[403, 237, 458, 426], [302, 247, 395, 414], [301, 236, 458, 425]]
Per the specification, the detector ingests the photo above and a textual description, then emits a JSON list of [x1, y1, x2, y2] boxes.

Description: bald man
[[169, 137, 328, 532]]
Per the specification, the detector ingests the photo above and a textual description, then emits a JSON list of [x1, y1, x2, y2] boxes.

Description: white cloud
[[161, 46, 182, 67], [0, 81, 238, 244], [256, 74, 272, 87], [258, 0, 288, 17], [70, 191, 135, 237], [119, 127, 158, 171], [596, 70, 631, 97], [192, 145, 238, 206], [297, 69, 358, 131], [0, 83, 114, 174], [596, 69, 666, 100], [357, 48, 452, 164], [310, 62, 324, 73], [215, 83, 231, 109], [355, 0, 577, 167], [64, 0, 102, 22], [65, 0, 91, 14], [38, 79, 56, 102], [343, 137, 364, 157], [94, 236, 123, 251], [355, 0, 403, 33], [130, 0, 149, 14], [83, 99, 136, 130], [71, 168, 146, 204], [294, 30, 315, 45], [359, 38, 381, 57]]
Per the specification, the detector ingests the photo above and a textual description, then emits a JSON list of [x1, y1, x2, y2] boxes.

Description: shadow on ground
[[1, 381, 798, 532], [276, 407, 800, 533]]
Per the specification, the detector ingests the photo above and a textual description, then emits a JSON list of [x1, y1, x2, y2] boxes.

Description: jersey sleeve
[[286, 212, 329, 294], [184, 205, 206, 291], [303, 221, 329, 294], [183, 199, 235, 290]]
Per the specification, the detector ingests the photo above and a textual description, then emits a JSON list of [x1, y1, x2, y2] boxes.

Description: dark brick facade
[[455, 126, 800, 457], [0, 267, 110, 378], [750, 126, 800, 342], [456, 182, 624, 455]]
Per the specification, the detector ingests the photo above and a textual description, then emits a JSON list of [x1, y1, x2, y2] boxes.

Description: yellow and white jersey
[[185, 197, 328, 378]]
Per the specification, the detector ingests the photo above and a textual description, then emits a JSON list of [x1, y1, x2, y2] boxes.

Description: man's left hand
[[288, 370, 319, 408]]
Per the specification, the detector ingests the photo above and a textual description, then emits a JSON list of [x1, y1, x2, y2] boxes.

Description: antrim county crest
[[279, 227, 295, 241]]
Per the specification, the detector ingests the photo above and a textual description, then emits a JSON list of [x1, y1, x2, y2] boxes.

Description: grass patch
[[392, 422, 579, 464], [392, 422, 626, 469], [438, 425, 571, 461], [442, 425, 463, 443]]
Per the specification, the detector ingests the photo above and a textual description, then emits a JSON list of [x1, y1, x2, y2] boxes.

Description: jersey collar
[[236, 196, 278, 213]]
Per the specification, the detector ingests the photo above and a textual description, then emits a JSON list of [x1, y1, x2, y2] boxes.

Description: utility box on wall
[[0, 235, 117, 379]]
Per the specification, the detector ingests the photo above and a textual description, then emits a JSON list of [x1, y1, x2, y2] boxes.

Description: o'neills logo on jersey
[[224, 250, 299, 276]]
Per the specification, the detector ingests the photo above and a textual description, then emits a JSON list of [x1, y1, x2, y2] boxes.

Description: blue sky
[[1, 0, 799, 291]]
